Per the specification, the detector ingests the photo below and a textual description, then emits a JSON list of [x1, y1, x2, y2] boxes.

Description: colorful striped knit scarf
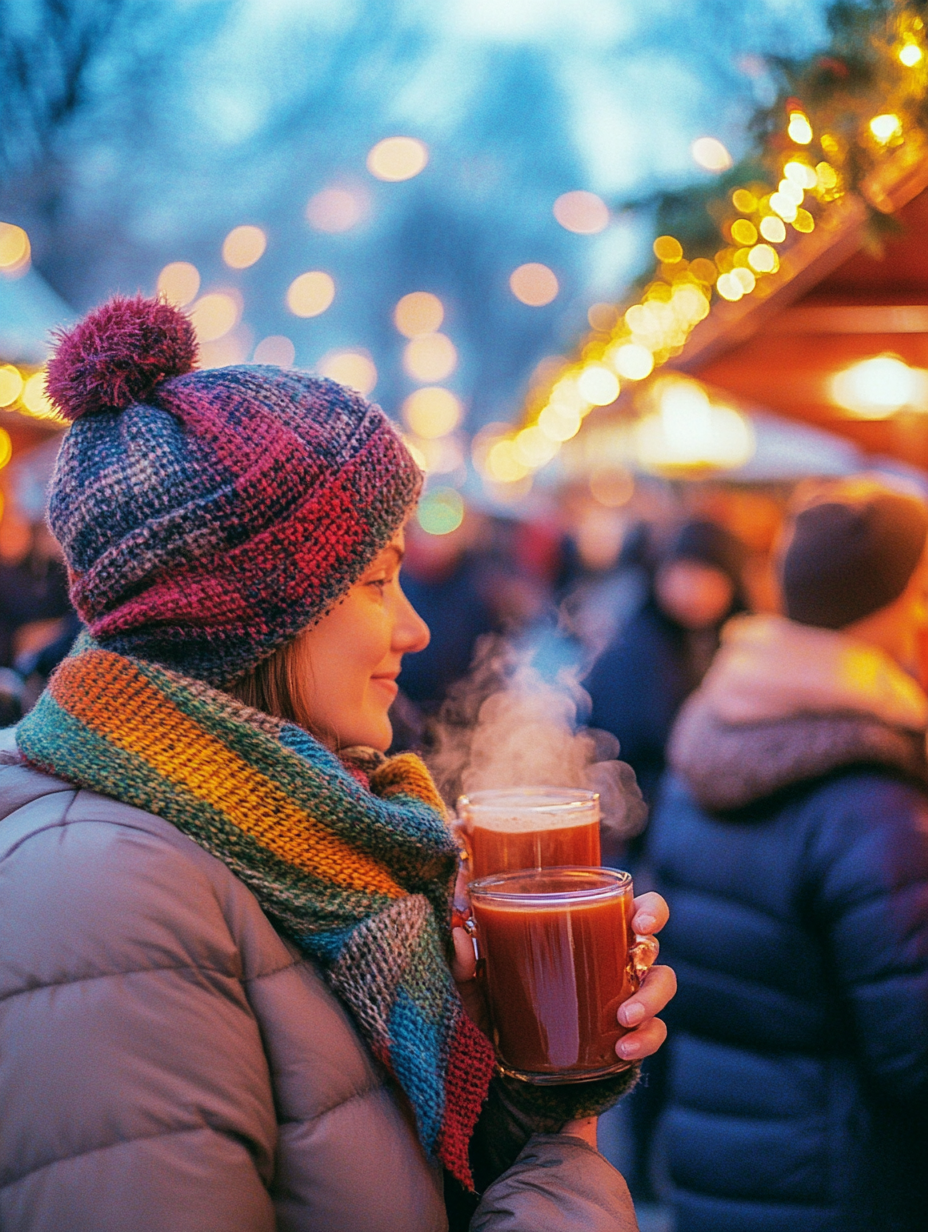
[[17, 640, 495, 1187]]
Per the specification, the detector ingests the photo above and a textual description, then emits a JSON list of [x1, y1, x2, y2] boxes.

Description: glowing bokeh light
[[0, 223, 30, 272], [0, 428, 12, 469], [788, 111, 813, 144], [222, 225, 266, 269], [509, 263, 559, 306], [792, 208, 815, 233], [402, 387, 461, 438], [538, 402, 581, 441], [899, 41, 923, 66], [759, 215, 787, 243], [253, 335, 296, 367], [590, 467, 634, 508], [189, 291, 240, 342], [394, 291, 444, 338], [588, 302, 617, 331], [157, 261, 200, 307], [831, 356, 928, 418], [317, 349, 377, 395], [653, 235, 683, 263], [417, 487, 464, 536], [22, 370, 59, 419], [730, 218, 757, 246], [769, 191, 798, 222], [553, 191, 609, 234], [611, 343, 654, 381], [513, 425, 558, 469], [748, 243, 778, 273], [869, 113, 902, 143], [716, 272, 744, 302], [784, 160, 817, 189], [486, 438, 529, 483], [577, 364, 620, 406], [198, 332, 249, 369], [403, 333, 457, 382], [816, 162, 839, 191], [691, 137, 733, 172], [306, 186, 369, 232], [732, 189, 757, 213], [367, 137, 428, 182], [286, 271, 335, 317], [0, 365, 23, 407], [636, 380, 754, 471]]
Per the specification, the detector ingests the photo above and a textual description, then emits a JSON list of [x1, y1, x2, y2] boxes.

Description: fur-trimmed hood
[[669, 614, 928, 811]]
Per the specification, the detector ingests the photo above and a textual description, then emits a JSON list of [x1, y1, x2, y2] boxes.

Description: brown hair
[[228, 632, 316, 732]]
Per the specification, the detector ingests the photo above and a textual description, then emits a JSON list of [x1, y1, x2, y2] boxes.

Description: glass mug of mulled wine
[[457, 787, 601, 880], [467, 867, 658, 1084]]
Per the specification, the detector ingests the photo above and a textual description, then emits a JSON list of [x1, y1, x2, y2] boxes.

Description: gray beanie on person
[[781, 480, 928, 630]]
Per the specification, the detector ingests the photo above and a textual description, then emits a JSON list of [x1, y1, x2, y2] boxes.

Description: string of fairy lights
[[489, 0, 928, 489]]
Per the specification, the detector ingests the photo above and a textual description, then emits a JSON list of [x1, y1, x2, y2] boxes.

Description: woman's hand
[[614, 890, 676, 1063], [451, 889, 677, 1057]]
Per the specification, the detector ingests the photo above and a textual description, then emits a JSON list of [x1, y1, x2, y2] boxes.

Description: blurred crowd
[[1, 465, 926, 1231]]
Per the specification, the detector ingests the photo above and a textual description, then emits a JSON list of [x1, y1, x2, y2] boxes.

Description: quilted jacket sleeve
[[806, 771, 928, 1102], [0, 794, 278, 1232], [472, 1135, 639, 1231]]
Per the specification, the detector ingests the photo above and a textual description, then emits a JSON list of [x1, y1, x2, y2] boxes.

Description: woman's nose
[[393, 585, 430, 655]]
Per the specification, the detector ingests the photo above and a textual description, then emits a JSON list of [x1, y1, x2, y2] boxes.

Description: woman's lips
[[371, 676, 399, 698]]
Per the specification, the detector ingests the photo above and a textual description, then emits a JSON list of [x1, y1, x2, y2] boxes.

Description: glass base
[[496, 1057, 633, 1085]]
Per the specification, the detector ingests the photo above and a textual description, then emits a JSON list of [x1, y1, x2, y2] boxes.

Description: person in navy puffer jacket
[[649, 477, 928, 1232]]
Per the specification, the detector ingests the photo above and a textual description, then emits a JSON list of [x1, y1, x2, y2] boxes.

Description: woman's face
[[294, 527, 430, 751]]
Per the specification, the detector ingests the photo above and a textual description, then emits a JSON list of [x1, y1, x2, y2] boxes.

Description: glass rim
[[468, 864, 631, 905], [457, 787, 600, 815]]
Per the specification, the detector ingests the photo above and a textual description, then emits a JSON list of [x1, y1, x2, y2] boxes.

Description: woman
[[0, 295, 674, 1231]]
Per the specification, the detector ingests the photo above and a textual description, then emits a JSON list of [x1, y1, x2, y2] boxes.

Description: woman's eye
[[367, 577, 388, 590]]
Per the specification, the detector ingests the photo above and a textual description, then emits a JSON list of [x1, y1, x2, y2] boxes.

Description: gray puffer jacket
[[0, 751, 638, 1232]]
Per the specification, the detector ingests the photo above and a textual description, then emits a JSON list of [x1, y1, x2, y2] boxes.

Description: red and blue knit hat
[[44, 295, 423, 687]]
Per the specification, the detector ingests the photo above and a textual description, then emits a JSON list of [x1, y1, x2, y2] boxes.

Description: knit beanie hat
[[781, 479, 928, 630], [44, 295, 423, 687], [664, 518, 747, 588]]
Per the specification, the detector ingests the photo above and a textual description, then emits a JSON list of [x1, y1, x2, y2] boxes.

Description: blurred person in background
[[649, 478, 928, 1232], [0, 296, 676, 1232], [584, 516, 748, 807]]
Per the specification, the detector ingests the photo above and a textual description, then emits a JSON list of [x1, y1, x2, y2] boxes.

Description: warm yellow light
[[671, 284, 710, 323], [577, 365, 620, 406], [509, 263, 559, 307], [635, 380, 754, 472], [732, 189, 757, 213], [189, 291, 241, 342], [0, 223, 30, 272], [403, 333, 457, 382], [253, 335, 296, 367], [286, 271, 335, 317], [0, 365, 24, 407], [691, 137, 732, 172], [783, 160, 817, 189], [394, 291, 444, 338], [730, 218, 758, 246], [831, 355, 928, 418], [157, 261, 200, 307], [306, 186, 368, 232], [759, 215, 787, 243], [0, 428, 12, 469], [538, 402, 581, 441], [787, 112, 813, 144], [198, 333, 249, 370], [869, 113, 902, 144], [778, 179, 804, 206], [403, 436, 427, 470], [748, 243, 778, 273], [367, 136, 428, 182], [553, 191, 609, 234], [716, 272, 744, 302], [22, 370, 58, 419], [317, 350, 377, 396], [486, 438, 529, 483], [732, 267, 756, 294], [402, 387, 462, 438], [653, 235, 683, 263], [769, 191, 798, 222], [815, 162, 839, 191], [611, 343, 654, 381], [899, 41, 923, 66], [222, 225, 266, 270], [513, 426, 558, 469], [792, 208, 815, 234]]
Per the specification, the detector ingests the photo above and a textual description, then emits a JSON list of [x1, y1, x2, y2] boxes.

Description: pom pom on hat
[[46, 294, 198, 422]]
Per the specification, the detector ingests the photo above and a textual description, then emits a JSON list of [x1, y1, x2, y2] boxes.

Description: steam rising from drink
[[427, 635, 648, 848]]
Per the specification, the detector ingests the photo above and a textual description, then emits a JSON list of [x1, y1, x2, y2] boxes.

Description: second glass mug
[[456, 787, 601, 880], [467, 867, 659, 1084]]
